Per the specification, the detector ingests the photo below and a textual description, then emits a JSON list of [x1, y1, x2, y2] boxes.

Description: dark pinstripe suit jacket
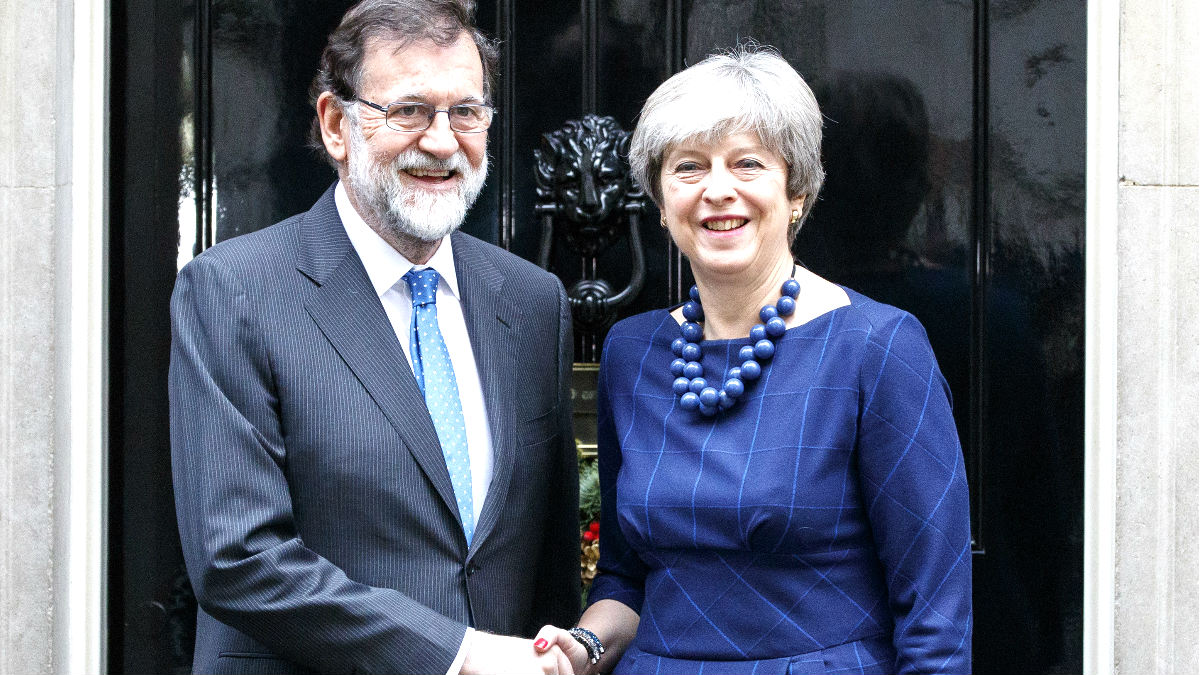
[[169, 186, 580, 675]]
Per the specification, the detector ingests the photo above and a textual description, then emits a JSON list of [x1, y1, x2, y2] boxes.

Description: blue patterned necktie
[[402, 268, 473, 544]]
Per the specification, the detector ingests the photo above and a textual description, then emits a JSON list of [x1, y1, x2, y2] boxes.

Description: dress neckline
[[660, 286, 854, 345]]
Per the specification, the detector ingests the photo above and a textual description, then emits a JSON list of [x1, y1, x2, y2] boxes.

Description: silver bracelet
[[567, 626, 605, 665]]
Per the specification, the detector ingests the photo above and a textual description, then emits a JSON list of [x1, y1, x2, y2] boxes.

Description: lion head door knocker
[[534, 115, 647, 354]]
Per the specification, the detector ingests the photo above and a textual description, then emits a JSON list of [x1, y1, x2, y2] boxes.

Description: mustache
[[389, 148, 474, 175]]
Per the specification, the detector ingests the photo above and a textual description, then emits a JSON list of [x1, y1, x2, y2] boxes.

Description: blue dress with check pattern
[[588, 289, 972, 674]]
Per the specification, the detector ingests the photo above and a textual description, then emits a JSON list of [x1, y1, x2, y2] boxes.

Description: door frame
[[60, 1, 1121, 672], [57, 0, 108, 672], [1082, 1, 1119, 674]]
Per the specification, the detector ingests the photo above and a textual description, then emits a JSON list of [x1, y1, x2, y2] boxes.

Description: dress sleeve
[[585, 334, 650, 613], [856, 311, 973, 674]]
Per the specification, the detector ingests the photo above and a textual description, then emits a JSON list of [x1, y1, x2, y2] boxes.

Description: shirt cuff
[[446, 627, 474, 675]]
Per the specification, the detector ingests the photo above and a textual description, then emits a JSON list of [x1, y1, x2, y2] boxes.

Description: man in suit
[[169, 1, 580, 672]]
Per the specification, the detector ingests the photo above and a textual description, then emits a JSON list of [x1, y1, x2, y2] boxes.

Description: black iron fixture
[[534, 114, 647, 353]]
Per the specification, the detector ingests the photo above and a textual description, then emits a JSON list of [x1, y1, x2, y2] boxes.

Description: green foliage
[[579, 457, 601, 529]]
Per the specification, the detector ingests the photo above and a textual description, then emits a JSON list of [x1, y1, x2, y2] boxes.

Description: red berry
[[589, 521, 601, 533], [582, 530, 597, 542]]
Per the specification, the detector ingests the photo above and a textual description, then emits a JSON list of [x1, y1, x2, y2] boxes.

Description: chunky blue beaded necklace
[[670, 271, 801, 416]]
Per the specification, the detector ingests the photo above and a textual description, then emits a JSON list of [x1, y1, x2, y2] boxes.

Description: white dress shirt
[[335, 182, 495, 526], [335, 184, 491, 674]]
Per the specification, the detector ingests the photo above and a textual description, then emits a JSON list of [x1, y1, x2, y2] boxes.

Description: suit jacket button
[[466, 563, 479, 576]]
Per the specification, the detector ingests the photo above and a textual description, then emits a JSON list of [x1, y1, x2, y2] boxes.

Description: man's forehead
[[359, 34, 484, 94], [362, 33, 480, 66]]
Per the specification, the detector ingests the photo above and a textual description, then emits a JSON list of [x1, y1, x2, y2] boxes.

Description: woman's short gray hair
[[629, 44, 824, 241]]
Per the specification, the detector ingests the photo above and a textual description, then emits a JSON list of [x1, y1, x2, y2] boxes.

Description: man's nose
[[417, 111, 461, 159]]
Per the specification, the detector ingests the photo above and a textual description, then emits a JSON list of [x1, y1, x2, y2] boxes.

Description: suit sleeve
[[170, 254, 467, 675], [855, 312, 973, 674], [526, 279, 583, 631]]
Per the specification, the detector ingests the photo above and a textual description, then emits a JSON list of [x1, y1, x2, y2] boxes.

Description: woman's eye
[[673, 162, 702, 173], [735, 158, 765, 169]]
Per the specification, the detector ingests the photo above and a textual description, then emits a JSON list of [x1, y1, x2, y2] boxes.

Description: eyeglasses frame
[[354, 98, 495, 134]]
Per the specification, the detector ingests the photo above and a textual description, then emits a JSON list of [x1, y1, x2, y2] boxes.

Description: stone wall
[[0, 0, 63, 673], [1114, 2, 1199, 674]]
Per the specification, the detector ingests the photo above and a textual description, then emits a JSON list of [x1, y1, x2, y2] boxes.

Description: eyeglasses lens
[[386, 103, 492, 133]]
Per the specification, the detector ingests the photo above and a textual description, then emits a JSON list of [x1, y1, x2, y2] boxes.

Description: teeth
[[704, 218, 745, 231], [406, 169, 452, 178]]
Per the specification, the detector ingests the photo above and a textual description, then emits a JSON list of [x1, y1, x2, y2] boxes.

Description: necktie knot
[[403, 268, 440, 307]]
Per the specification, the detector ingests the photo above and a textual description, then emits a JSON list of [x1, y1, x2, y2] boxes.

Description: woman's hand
[[532, 625, 591, 675], [460, 631, 576, 675]]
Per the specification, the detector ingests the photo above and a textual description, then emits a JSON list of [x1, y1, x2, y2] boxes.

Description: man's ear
[[317, 91, 349, 164]]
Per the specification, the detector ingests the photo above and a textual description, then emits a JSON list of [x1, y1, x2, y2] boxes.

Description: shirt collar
[[335, 181, 460, 299]]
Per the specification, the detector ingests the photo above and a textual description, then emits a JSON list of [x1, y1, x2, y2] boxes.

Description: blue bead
[[759, 305, 778, 322], [726, 366, 742, 381], [672, 377, 691, 395], [689, 285, 701, 302], [754, 339, 775, 359], [741, 360, 761, 380], [680, 392, 700, 410], [681, 343, 702, 361], [718, 392, 735, 409], [670, 358, 686, 376], [671, 338, 686, 356], [689, 377, 707, 393], [723, 378, 745, 397], [698, 403, 717, 416], [699, 387, 719, 407], [765, 316, 787, 337], [738, 345, 755, 361], [749, 324, 767, 342], [781, 278, 800, 298], [681, 321, 703, 342], [683, 361, 703, 379], [776, 295, 796, 316], [682, 301, 704, 321]]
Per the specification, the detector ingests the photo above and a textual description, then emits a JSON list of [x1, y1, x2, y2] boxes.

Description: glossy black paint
[[108, 0, 189, 672], [109, 1, 1085, 673]]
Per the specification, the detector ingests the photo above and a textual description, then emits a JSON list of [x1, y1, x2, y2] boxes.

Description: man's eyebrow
[[386, 92, 428, 104]]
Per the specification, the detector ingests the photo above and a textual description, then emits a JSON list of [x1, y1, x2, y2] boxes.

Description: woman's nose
[[701, 167, 737, 204]]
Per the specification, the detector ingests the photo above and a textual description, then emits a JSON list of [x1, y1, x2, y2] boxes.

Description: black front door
[[109, 1, 1085, 672]]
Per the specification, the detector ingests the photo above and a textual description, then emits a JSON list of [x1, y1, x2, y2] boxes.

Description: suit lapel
[[452, 233, 521, 555], [298, 187, 463, 529]]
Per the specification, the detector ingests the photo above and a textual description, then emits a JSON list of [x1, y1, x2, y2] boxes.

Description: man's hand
[[460, 631, 575, 675]]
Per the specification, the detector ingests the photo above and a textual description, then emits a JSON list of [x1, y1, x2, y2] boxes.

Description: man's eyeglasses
[[356, 98, 494, 133]]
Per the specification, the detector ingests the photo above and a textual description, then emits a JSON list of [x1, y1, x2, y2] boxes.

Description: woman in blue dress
[[536, 45, 972, 674]]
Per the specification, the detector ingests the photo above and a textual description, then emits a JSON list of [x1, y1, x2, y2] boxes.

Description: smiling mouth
[[403, 168, 457, 182], [703, 218, 748, 231]]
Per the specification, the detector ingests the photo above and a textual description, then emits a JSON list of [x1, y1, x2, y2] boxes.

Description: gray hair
[[628, 44, 824, 241], [308, 0, 498, 167]]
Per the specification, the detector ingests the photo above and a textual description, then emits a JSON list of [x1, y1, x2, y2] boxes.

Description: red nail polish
[[534, 638, 548, 650]]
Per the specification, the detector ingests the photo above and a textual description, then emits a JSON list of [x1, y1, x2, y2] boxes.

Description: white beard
[[345, 118, 488, 243]]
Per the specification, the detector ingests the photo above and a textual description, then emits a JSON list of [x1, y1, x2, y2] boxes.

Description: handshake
[[460, 600, 636, 675], [458, 627, 586, 675]]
